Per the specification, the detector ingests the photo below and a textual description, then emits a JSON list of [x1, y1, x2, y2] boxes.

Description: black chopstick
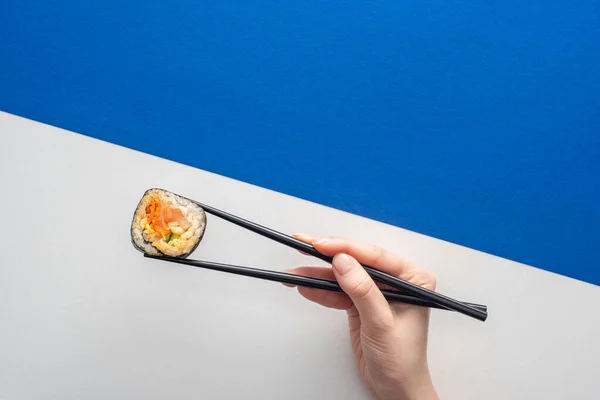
[[145, 254, 487, 313], [189, 199, 487, 321]]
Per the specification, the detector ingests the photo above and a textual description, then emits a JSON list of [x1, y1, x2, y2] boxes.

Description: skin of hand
[[286, 234, 439, 400]]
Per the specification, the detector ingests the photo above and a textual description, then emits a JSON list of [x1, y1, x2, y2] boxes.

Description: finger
[[285, 266, 335, 279], [281, 266, 335, 287], [314, 237, 436, 290], [281, 270, 296, 287], [296, 286, 354, 310], [283, 266, 389, 291], [332, 253, 394, 331], [292, 233, 321, 243], [292, 233, 323, 255], [282, 266, 353, 309]]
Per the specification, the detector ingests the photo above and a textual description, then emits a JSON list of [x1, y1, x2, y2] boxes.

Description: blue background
[[2, 1, 599, 284]]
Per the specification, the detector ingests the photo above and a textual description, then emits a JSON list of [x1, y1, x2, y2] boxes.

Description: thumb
[[332, 253, 394, 331]]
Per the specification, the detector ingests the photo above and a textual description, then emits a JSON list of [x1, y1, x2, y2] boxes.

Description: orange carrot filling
[[146, 198, 184, 237]]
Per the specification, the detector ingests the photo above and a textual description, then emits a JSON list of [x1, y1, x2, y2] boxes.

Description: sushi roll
[[131, 188, 206, 258]]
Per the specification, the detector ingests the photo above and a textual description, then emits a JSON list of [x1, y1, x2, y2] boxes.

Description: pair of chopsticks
[[145, 198, 488, 321]]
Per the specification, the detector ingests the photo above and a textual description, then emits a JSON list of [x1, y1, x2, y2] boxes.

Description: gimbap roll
[[131, 188, 206, 257]]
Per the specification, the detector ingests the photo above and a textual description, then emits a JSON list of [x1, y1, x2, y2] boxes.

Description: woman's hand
[[286, 235, 439, 400]]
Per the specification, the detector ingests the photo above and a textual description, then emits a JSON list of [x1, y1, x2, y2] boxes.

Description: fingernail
[[314, 238, 330, 246], [293, 233, 315, 242], [281, 270, 297, 287], [333, 253, 354, 275]]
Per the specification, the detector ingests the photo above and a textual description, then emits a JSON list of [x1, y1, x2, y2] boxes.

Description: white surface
[[0, 111, 598, 399]]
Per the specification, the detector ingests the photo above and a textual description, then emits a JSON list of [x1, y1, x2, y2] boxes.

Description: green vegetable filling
[[164, 233, 180, 243]]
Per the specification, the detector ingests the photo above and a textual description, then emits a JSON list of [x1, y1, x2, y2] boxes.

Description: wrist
[[399, 372, 438, 400], [376, 370, 438, 400]]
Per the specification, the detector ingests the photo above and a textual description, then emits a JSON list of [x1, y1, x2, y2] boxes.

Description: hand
[[286, 235, 439, 400]]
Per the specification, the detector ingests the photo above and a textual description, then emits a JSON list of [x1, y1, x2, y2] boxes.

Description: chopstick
[[145, 254, 487, 313], [190, 199, 488, 322]]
